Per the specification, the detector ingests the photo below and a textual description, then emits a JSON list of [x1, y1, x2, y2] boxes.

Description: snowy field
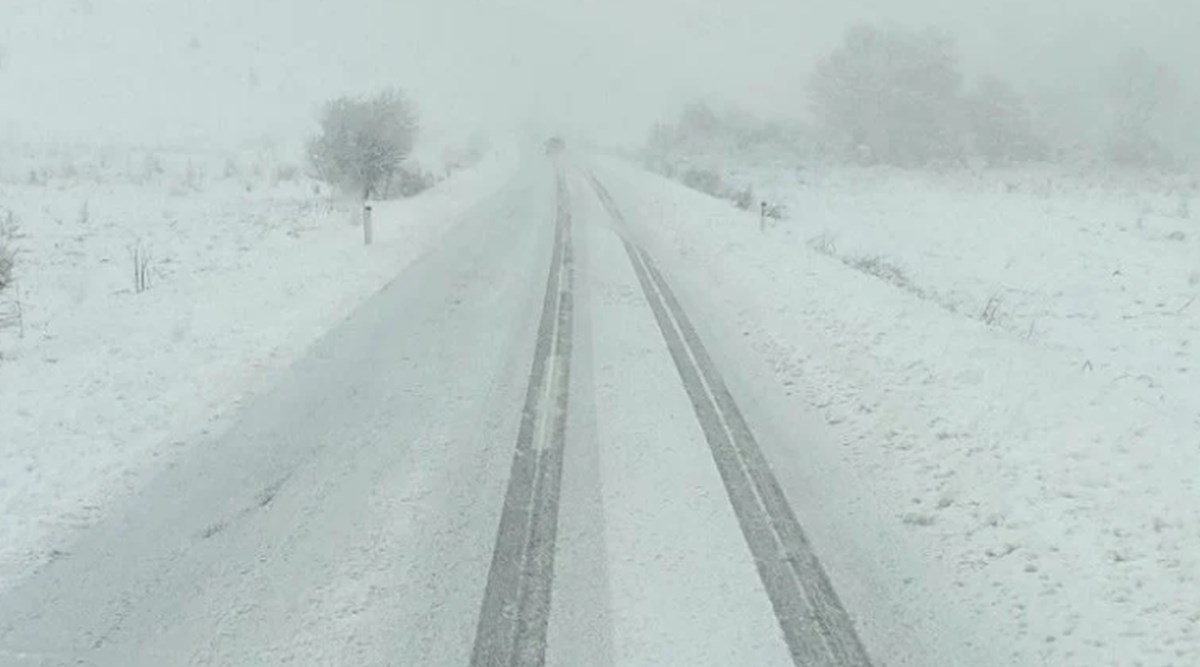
[[607, 157, 1199, 665], [3, 138, 1196, 663], [0, 142, 516, 590]]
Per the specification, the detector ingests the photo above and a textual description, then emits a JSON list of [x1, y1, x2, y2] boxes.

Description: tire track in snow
[[585, 169, 874, 667], [470, 168, 574, 667]]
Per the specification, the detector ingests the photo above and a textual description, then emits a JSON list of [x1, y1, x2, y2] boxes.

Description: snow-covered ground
[[605, 157, 1200, 665], [0, 143, 517, 590]]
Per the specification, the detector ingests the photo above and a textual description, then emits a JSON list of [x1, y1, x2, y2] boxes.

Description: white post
[[363, 204, 374, 245], [760, 201, 767, 233]]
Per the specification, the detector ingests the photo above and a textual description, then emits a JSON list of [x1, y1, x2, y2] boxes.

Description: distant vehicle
[[545, 136, 566, 155]]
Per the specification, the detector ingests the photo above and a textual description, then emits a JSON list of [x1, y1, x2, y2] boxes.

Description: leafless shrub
[[847, 255, 913, 290], [981, 293, 1005, 325], [0, 279, 26, 341], [390, 167, 434, 198], [681, 168, 724, 197], [0, 212, 22, 341], [129, 241, 152, 294], [0, 211, 17, 293], [0, 238, 14, 294]]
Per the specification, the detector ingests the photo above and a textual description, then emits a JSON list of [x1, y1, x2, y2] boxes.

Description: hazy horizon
[[2, 0, 1199, 151]]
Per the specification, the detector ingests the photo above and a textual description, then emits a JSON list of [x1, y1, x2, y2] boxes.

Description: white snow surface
[[598, 157, 1200, 666], [0, 145, 516, 590], [551, 183, 794, 666], [3, 141, 1197, 665]]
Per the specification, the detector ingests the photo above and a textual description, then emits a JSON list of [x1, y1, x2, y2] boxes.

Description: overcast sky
[[1, 0, 1198, 149]]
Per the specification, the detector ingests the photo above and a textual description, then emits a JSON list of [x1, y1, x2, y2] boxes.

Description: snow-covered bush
[[391, 167, 434, 198], [846, 254, 913, 290], [681, 168, 725, 197], [642, 100, 813, 173], [0, 243, 13, 293], [980, 294, 1005, 325], [308, 89, 418, 200], [0, 213, 16, 293], [733, 185, 755, 210], [763, 202, 787, 220]]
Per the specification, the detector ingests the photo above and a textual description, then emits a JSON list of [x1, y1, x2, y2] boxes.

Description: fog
[[2, 0, 1199, 151]]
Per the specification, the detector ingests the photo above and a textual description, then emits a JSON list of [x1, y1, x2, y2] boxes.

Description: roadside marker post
[[363, 204, 374, 245]]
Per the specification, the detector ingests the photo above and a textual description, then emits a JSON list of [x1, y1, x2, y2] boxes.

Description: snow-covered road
[[0, 155, 555, 666], [0, 154, 881, 666]]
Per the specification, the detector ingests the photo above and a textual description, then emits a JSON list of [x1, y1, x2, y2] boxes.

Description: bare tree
[[308, 89, 418, 200]]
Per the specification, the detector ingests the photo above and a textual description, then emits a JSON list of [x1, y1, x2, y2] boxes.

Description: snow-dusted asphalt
[[0, 155, 870, 666]]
